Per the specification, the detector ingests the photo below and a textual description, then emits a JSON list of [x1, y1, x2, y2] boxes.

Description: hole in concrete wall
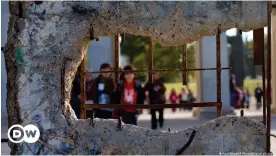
[[4, 2, 269, 154]]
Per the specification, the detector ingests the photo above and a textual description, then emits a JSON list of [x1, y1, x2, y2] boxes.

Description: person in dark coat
[[254, 83, 263, 110], [113, 65, 145, 125], [230, 74, 237, 107], [87, 63, 115, 119], [85, 74, 94, 119], [144, 72, 166, 130]]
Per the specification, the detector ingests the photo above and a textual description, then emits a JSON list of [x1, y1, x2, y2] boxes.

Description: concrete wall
[[4, 1, 268, 154], [1, 1, 116, 134]]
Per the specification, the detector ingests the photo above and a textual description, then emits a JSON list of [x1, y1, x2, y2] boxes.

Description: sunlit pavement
[[2, 105, 275, 155]]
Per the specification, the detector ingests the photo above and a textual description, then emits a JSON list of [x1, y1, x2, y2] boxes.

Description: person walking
[[179, 88, 189, 111], [254, 83, 263, 110], [145, 72, 166, 130], [87, 63, 115, 119], [169, 88, 178, 112], [244, 89, 250, 109], [113, 65, 145, 125], [187, 88, 196, 111], [230, 74, 237, 107]]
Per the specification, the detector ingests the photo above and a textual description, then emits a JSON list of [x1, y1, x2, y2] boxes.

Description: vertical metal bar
[[261, 29, 267, 126], [262, 51, 267, 126], [216, 25, 222, 117], [114, 34, 120, 85], [182, 44, 188, 85], [80, 55, 87, 119], [253, 28, 266, 125], [266, 1, 272, 153], [121, 33, 125, 44], [253, 28, 264, 65], [148, 37, 153, 83]]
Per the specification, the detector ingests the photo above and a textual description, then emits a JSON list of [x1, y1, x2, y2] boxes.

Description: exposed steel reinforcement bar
[[216, 25, 222, 117], [266, 1, 272, 153], [82, 68, 230, 74], [182, 44, 187, 85], [81, 102, 221, 109], [114, 34, 120, 85], [148, 37, 153, 83]]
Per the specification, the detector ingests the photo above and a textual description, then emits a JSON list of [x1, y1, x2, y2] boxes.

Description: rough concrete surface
[[3, 1, 268, 154]]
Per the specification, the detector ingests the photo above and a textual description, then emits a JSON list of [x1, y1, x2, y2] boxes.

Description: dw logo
[[7, 124, 40, 143]]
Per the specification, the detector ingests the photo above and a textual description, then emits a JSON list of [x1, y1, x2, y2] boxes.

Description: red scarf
[[121, 81, 137, 113]]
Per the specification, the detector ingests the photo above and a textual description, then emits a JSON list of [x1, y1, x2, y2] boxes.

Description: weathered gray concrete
[[4, 1, 268, 154]]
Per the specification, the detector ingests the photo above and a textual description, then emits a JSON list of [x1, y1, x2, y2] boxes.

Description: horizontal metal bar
[[81, 102, 221, 109], [83, 68, 231, 74]]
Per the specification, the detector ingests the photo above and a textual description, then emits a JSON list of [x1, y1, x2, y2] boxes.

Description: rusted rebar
[[82, 67, 231, 74], [253, 28, 266, 125], [261, 32, 267, 126], [114, 34, 120, 85], [90, 25, 94, 40], [82, 102, 221, 109], [117, 117, 122, 131], [175, 130, 197, 155], [80, 56, 87, 119], [266, 1, 272, 153], [121, 33, 125, 44], [182, 44, 187, 85], [90, 111, 95, 128], [253, 28, 264, 65], [148, 37, 153, 83], [216, 24, 222, 117]]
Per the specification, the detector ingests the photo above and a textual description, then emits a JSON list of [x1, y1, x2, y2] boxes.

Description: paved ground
[[2, 107, 276, 155]]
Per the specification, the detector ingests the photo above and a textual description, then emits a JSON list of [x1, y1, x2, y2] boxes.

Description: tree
[[121, 34, 148, 64], [121, 35, 195, 82]]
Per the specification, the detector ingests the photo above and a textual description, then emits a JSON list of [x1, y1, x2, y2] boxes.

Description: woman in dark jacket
[[144, 72, 166, 129], [87, 63, 115, 119], [113, 65, 145, 125]]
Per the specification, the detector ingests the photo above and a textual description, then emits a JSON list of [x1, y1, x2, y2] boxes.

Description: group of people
[[70, 63, 166, 130], [230, 74, 264, 109], [168, 88, 196, 112]]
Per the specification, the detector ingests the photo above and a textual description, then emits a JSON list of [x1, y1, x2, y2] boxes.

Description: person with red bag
[[113, 65, 145, 125], [169, 88, 178, 112]]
